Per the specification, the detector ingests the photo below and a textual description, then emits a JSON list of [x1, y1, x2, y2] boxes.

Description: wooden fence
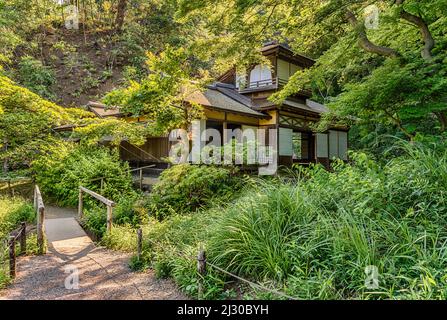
[[6, 223, 27, 279], [78, 186, 115, 234], [133, 229, 296, 300]]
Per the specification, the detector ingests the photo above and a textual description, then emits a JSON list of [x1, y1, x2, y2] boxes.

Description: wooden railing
[[119, 143, 161, 163], [246, 77, 278, 89], [129, 165, 156, 190], [33, 185, 45, 254], [88, 164, 156, 192], [78, 186, 115, 234]]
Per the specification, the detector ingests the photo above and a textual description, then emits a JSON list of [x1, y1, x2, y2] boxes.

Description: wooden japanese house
[[86, 42, 349, 168]]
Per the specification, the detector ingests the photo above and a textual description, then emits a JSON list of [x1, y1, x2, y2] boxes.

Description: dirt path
[[0, 206, 186, 300]]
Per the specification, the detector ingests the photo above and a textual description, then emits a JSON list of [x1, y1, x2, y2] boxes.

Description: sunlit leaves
[[103, 46, 208, 132]]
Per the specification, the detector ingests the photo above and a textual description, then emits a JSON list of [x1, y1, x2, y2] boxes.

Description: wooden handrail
[[0, 178, 33, 196], [129, 164, 156, 172], [240, 77, 289, 91], [86, 164, 157, 192], [120, 143, 161, 162], [78, 186, 115, 234]]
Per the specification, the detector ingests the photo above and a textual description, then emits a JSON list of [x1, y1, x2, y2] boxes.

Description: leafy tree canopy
[[103, 46, 210, 132], [177, 0, 447, 139]]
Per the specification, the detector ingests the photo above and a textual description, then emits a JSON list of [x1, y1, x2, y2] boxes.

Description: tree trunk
[[345, 10, 400, 58], [115, 0, 127, 32], [435, 112, 447, 132], [395, 0, 435, 60]]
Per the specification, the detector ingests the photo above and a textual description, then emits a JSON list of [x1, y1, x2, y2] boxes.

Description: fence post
[[106, 205, 113, 234], [33, 185, 37, 209], [78, 187, 83, 220], [37, 206, 45, 254], [20, 222, 26, 254], [100, 178, 104, 193], [8, 179, 13, 197], [197, 250, 206, 300], [137, 228, 143, 260], [9, 236, 16, 278], [139, 168, 143, 191]]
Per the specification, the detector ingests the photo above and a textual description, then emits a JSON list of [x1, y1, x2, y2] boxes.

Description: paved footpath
[[0, 206, 186, 300]]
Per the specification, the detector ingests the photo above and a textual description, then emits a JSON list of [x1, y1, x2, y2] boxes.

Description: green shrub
[[81, 194, 148, 239], [131, 208, 235, 298], [129, 254, 146, 271], [33, 142, 136, 206], [146, 164, 244, 219], [16, 56, 56, 100]]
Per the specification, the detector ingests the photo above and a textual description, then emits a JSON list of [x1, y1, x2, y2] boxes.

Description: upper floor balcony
[[238, 77, 288, 93]]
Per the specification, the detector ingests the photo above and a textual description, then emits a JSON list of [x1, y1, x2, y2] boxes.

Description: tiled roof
[[260, 42, 315, 64], [186, 85, 268, 118], [85, 86, 328, 121], [187, 83, 328, 117], [282, 99, 328, 114]]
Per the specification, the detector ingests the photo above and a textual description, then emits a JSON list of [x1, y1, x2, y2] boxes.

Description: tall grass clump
[[134, 210, 231, 299]]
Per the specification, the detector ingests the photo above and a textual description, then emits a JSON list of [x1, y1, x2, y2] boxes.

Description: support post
[[137, 228, 143, 259], [197, 250, 206, 300], [106, 205, 113, 234], [20, 222, 26, 255], [9, 236, 16, 278], [100, 178, 104, 193], [7, 179, 12, 197], [78, 187, 83, 220], [139, 168, 143, 191], [37, 206, 45, 255]]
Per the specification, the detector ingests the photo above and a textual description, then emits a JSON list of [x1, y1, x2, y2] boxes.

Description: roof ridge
[[212, 83, 255, 108]]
